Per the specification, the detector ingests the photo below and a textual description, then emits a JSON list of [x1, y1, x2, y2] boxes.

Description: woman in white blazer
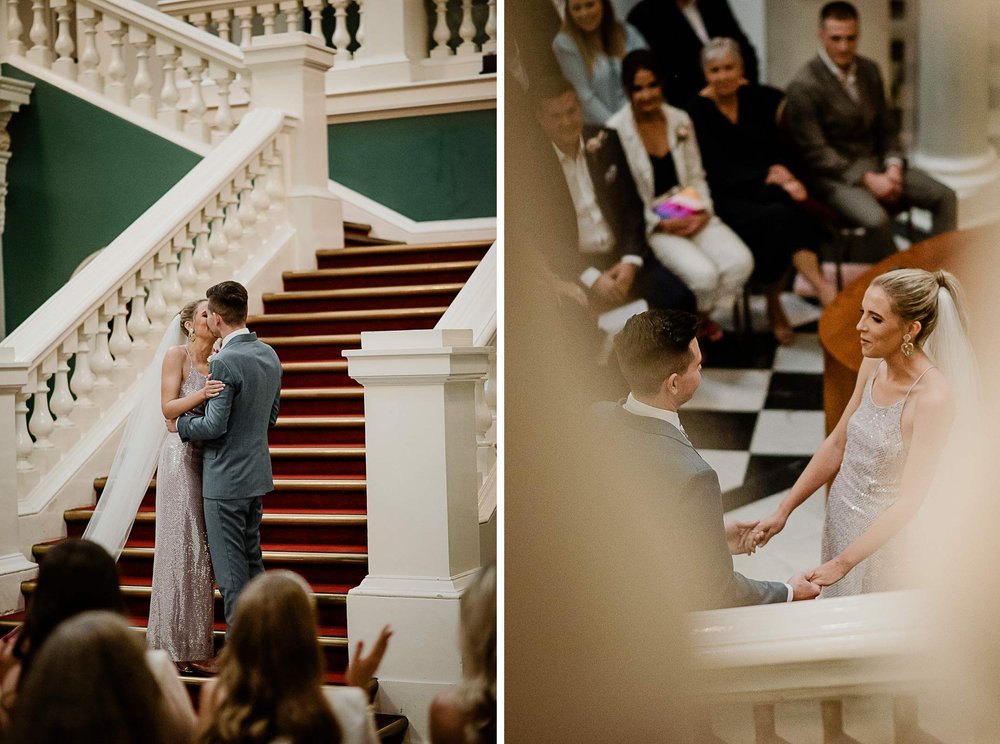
[[609, 49, 753, 339]]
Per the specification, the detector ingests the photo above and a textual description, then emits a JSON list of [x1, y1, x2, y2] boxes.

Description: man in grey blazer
[[785, 1, 956, 260], [592, 309, 819, 609], [171, 281, 282, 635]]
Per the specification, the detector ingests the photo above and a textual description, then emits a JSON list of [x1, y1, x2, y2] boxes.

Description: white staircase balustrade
[[5, 0, 246, 144], [0, 107, 291, 545]]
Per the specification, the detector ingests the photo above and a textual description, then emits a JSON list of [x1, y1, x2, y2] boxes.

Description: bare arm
[[809, 382, 953, 586], [160, 347, 223, 420], [755, 357, 882, 546]]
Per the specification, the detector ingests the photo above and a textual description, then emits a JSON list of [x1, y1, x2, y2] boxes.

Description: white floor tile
[[687, 369, 771, 411], [772, 333, 824, 374], [699, 449, 750, 493], [749, 410, 826, 455], [781, 292, 823, 328]]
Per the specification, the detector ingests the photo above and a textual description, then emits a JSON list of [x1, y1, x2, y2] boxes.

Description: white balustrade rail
[[5, 0, 246, 143], [0, 107, 290, 513], [158, 0, 496, 70]]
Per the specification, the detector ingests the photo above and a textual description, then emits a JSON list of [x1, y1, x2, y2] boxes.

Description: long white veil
[[83, 315, 185, 559], [924, 285, 981, 434]]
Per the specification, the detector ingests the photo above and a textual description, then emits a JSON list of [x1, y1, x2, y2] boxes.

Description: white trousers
[[648, 217, 754, 313]]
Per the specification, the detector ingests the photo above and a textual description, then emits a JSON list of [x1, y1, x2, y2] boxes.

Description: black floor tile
[[700, 331, 777, 370], [680, 411, 757, 451], [722, 455, 812, 511], [764, 372, 824, 411]]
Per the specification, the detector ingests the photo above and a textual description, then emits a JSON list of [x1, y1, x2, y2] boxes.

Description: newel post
[[243, 33, 342, 270], [344, 329, 487, 742], [0, 350, 37, 612]]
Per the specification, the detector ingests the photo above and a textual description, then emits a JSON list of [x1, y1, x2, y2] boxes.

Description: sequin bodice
[[180, 360, 208, 416]]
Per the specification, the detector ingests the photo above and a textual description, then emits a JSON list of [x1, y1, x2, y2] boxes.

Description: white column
[[344, 329, 486, 743], [0, 351, 39, 612], [911, 0, 1000, 228], [244, 33, 342, 269], [0, 76, 35, 337], [347, 0, 428, 82]]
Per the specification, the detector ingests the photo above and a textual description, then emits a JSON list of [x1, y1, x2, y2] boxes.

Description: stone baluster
[[429, 0, 451, 58], [156, 42, 183, 130], [304, 0, 325, 42], [353, 0, 365, 56], [212, 9, 234, 42], [331, 0, 351, 60], [27, 368, 56, 471], [192, 211, 214, 282], [127, 275, 152, 350], [265, 141, 287, 221], [207, 197, 229, 271], [175, 230, 199, 301], [14, 390, 35, 479], [129, 30, 155, 118], [182, 54, 210, 142], [109, 288, 134, 377], [250, 156, 272, 237], [50, 0, 76, 79], [258, 3, 278, 36], [7, 0, 26, 57], [160, 248, 183, 312], [49, 341, 79, 450], [210, 65, 235, 144], [77, 7, 103, 93], [189, 12, 210, 32], [221, 185, 243, 262], [104, 19, 129, 106], [483, 0, 496, 54], [145, 259, 169, 330], [90, 311, 116, 407], [236, 174, 259, 255], [27, 0, 54, 67], [456, 0, 476, 54], [234, 6, 255, 48], [69, 326, 98, 430], [279, 0, 301, 33]]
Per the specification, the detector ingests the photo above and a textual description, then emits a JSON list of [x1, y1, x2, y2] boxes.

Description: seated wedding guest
[[3, 611, 190, 744], [688, 37, 839, 344], [0, 539, 194, 737], [197, 570, 389, 744], [429, 564, 496, 744], [609, 49, 753, 342], [553, 0, 648, 125], [535, 79, 696, 323], [785, 1, 956, 260], [627, 0, 759, 107]]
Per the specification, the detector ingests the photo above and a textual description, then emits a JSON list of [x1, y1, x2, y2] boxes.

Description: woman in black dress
[[688, 37, 838, 344]]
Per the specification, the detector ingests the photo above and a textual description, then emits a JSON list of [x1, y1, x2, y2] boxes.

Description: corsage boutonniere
[[675, 123, 691, 142], [584, 129, 608, 155], [603, 164, 618, 184]]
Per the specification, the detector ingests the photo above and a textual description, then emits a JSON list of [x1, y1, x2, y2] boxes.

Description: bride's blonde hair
[[179, 299, 206, 339], [871, 268, 968, 344]]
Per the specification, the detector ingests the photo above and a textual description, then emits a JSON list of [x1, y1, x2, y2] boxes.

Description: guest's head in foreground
[[7, 611, 181, 744], [614, 309, 701, 409], [205, 281, 249, 338]]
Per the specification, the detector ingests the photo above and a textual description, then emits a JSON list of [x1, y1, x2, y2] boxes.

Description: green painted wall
[[1, 65, 201, 334], [327, 109, 496, 222]]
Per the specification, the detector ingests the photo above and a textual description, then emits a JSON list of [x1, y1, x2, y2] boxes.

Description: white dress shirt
[[220, 327, 250, 349], [622, 394, 793, 602], [679, 0, 710, 44]]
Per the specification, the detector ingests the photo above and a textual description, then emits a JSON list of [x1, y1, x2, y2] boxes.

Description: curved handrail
[[434, 242, 496, 346]]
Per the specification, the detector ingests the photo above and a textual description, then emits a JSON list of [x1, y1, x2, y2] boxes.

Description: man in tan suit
[[786, 1, 956, 260]]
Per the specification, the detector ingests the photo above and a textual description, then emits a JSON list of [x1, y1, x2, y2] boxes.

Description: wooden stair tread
[[273, 415, 365, 426], [316, 240, 492, 257], [281, 360, 348, 371], [93, 475, 367, 490], [269, 446, 365, 457], [32, 543, 368, 562], [264, 283, 465, 301], [343, 220, 373, 234], [63, 509, 366, 526], [20, 580, 350, 604], [280, 387, 363, 398], [250, 306, 448, 323], [283, 260, 479, 279], [259, 333, 362, 346]]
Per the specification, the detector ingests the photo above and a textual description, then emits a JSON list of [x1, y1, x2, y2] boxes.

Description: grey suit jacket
[[177, 332, 282, 500], [591, 401, 788, 609], [785, 54, 901, 190]]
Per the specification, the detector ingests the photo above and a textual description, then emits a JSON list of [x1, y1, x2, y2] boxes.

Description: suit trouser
[[647, 217, 754, 313], [821, 167, 957, 261], [203, 495, 265, 627]]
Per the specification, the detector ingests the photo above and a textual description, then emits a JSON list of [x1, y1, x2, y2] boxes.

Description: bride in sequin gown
[[752, 268, 976, 594], [147, 299, 222, 666]]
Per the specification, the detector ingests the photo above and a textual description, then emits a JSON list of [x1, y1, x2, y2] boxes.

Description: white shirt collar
[[220, 327, 251, 349], [622, 393, 686, 436], [818, 45, 856, 83], [551, 138, 583, 164]]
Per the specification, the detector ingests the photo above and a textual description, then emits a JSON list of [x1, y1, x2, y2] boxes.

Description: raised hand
[[752, 511, 788, 549], [345, 624, 393, 690], [725, 519, 760, 555]]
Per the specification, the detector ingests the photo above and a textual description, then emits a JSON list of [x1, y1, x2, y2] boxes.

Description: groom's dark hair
[[614, 309, 698, 396], [207, 281, 248, 326]]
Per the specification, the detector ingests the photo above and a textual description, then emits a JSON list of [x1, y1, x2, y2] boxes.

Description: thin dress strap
[[902, 365, 937, 402]]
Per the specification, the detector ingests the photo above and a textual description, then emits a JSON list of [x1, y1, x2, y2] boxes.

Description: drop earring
[[901, 333, 914, 357]]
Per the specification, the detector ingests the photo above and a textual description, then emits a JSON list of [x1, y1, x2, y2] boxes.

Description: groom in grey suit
[[786, 1, 956, 260], [171, 281, 282, 631], [592, 310, 819, 609]]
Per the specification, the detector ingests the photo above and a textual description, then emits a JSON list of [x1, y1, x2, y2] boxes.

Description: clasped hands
[[863, 164, 904, 205], [727, 513, 849, 600]]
